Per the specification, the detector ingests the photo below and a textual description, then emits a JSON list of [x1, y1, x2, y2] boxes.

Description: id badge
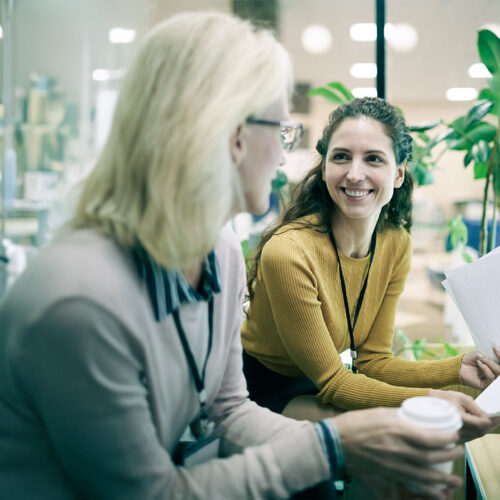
[[173, 434, 220, 467]]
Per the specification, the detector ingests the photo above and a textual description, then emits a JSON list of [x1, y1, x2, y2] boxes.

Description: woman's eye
[[367, 155, 383, 164], [332, 152, 348, 161]]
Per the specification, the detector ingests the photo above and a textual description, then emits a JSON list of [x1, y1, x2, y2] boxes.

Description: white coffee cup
[[398, 396, 462, 490]]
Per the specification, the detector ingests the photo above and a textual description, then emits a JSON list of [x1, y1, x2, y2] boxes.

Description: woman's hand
[[428, 389, 499, 442], [333, 408, 463, 499], [459, 347, 500, 390]]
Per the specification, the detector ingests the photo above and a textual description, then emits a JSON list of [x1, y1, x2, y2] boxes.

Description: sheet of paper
[[475, 376, 500, 417], [443, 249, 500, 360]]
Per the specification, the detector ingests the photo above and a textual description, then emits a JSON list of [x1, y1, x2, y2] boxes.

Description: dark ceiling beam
[[376, 0, 386, 99]]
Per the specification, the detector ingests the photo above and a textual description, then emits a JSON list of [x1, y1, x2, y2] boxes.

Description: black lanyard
[[327, 229, 376, 374], [172, 299, 214, 437]]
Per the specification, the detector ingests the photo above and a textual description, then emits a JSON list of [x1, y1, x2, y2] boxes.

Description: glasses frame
[[245, 117, 304, 152]]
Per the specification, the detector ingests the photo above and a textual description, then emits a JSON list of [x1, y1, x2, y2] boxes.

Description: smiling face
[[232, 93, 288, 215], [322, 116, 405, 229]]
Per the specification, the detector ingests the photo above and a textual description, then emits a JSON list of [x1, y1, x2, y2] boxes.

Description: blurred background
[[1, 0, 499, 347]]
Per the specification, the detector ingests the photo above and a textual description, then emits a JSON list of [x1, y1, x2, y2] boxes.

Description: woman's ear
[[394, 160, 406, 188], [230, 124, 246, 167]]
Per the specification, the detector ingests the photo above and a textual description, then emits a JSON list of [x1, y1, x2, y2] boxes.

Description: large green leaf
[[408, 121, 440, 132], [478, 88, 499, 116], [463, 100, 494, 130], [448, 122, 497, 150], [488, 74, 500, 94], [307, 87, 345, 105], [471, 140, 491, 163], [326, 82, 354, 101], [474, 161, 488, 179], [478, 29, 500, 75], [450, 116, 466, 133], [428, 128, 458, 149]]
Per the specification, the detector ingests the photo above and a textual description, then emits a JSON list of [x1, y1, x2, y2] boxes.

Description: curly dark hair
[[246, 97, 414, 303]]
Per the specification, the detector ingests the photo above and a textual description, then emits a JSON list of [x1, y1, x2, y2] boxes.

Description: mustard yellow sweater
[[242, 216, 464, 410]]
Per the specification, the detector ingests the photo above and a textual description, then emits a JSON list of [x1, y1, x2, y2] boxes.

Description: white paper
[[442, 249, 500, 361], [475, 376, 500, 417]]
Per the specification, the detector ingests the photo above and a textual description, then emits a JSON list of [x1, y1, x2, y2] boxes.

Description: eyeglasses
[[246, 118, 304, 153]]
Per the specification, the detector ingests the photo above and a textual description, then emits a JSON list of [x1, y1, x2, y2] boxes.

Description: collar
[[133, 247, 221, 322]]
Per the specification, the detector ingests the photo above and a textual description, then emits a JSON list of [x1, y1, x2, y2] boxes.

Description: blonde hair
[[71, 11, 292, 271]]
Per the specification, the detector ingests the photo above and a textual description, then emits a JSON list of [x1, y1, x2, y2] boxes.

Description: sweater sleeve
[[259, 235, 433, 410], [14, 296, 331, 499], [353, 233, 464, 389]]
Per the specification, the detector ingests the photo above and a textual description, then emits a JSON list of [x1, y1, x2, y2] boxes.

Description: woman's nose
[[346, 160, 365, 182]]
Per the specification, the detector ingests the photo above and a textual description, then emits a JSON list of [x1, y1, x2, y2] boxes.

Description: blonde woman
[[0, 12, 463, 499]]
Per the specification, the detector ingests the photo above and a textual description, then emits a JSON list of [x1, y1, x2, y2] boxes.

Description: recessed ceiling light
[[468, 63, 491, 78], [446, 87, 478, 101], [386, 23, 418, 53], [350, 63, 377, 79], [350, 23, 398, 42], [350, 23, 377, 42], [301, 24, 332, 54], [109, 28, 136, 44], [92, 69, 126, 81], [352, 87, 377, 98], [350, 22, 418, 52]]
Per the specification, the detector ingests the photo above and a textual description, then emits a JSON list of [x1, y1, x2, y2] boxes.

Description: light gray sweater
[[0, 224, 330, 499]]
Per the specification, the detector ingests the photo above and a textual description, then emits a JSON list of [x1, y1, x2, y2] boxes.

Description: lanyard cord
[[327, 229, 376, 374], [172, 299, 214, 423]]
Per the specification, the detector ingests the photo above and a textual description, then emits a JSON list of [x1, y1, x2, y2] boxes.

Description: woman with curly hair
[[242, 97, 500, 429]]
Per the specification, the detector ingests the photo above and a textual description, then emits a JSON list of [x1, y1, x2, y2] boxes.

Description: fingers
[[402, 428, 461, 450], [377, 460, 462, 494], [455, 394, 486, 418], [477, 352, 500, 378], [459, 413, 494, 442], [494, 346, 500, 363]]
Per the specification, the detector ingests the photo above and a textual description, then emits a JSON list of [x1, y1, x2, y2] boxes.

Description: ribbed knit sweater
[[242, 216, 464, 410]]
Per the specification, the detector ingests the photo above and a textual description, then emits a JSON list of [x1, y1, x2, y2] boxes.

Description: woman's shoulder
[[378, 227, 412, 259], [269, 215, 326, 246]]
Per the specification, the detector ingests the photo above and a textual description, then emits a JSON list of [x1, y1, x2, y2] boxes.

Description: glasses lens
[[280, 125, 303, 152]]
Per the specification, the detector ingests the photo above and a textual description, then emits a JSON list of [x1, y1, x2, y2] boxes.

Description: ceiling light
[[92, 69, 126, 81], [109, 28, 136, 44], [350, 63, 377, 79], [468, 63, 491, 78], [350, 23, 377, 42], [446, 88, 478, 101], [386, 23, 418, 53], [352, 87, 377, 98], [301, 24, 332, 54], [350, 23, 397, 42]]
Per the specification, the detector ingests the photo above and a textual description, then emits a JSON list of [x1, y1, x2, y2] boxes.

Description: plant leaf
[[448, 215, 468, 249], [409, 121, 440, 132], [307, 87, 346, 104], [478, 88, 499, 116], [437, 338, 459, 357], [463, 150, 473, 167], [326, 82, 354, 101], [463, 100, 494, 130], [271, 169, 288, 191], [474, 161, 488, 179], [461, 251, 473, 263], [428, 128, 458, 149], [488, 74, 500, 94], [448, 122, 497, 150], [478, 29, 500, 75], [412, 338, 426, 361], [471, 140, 491, 163]]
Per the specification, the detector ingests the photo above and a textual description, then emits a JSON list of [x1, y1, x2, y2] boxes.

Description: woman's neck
[[330, 213, 378, 259], [183, 261, 203, 289]]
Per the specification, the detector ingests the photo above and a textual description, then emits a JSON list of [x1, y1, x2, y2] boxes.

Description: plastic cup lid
[[398, 396, 462, 432]]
